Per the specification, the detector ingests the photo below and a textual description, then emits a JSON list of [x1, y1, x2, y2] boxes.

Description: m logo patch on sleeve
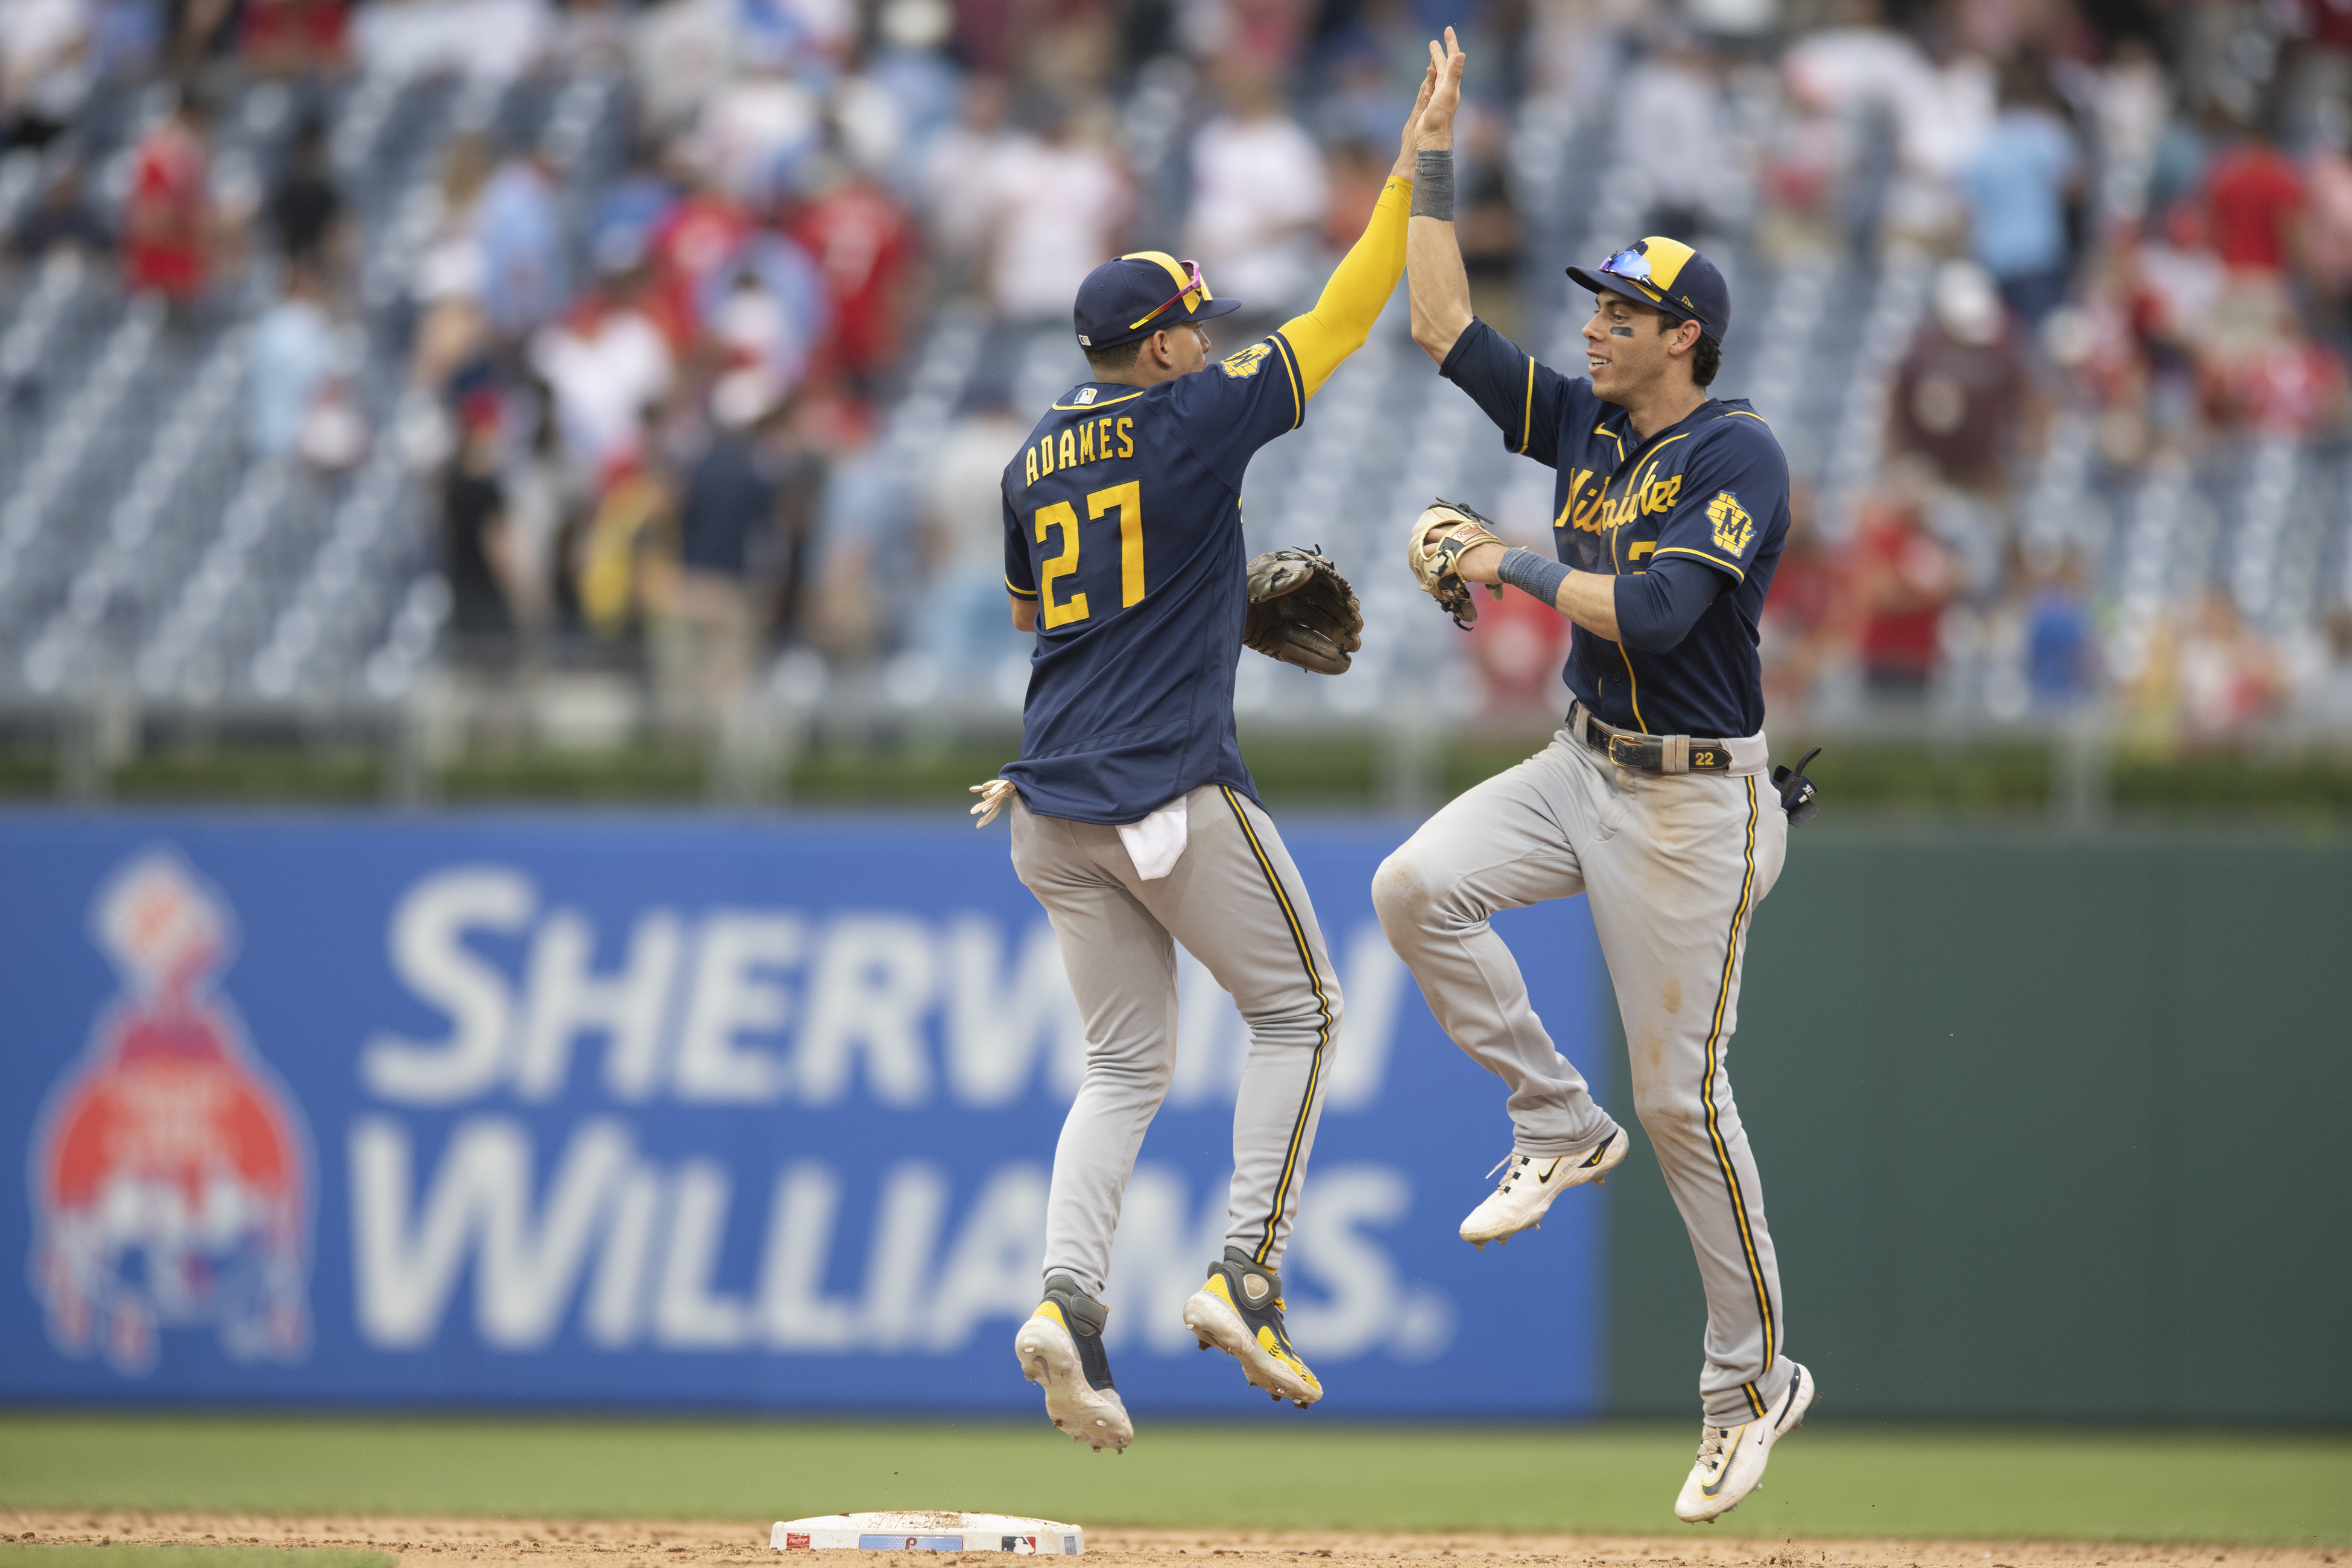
[[1220, 343, 1271, 378], [1707, 491, 1755, 557]]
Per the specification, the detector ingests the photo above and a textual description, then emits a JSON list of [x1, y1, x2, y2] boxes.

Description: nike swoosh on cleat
[[1698, 1424, 1747, 1498], [1534, 1158, 1564, 1184], [1579, 1133, 1616, 1168]]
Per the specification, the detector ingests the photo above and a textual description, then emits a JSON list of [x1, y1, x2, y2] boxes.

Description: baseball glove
[[1406, 498, 1507, 629], [1245, 546, 1364, 675]]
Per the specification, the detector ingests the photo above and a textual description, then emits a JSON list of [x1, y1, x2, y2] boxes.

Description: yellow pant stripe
[[1701, 776, 1777, 1377], [1220, 786, 1330, 1265]]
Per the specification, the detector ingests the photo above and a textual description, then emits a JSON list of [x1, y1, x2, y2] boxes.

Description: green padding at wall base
[[1604, 825, 2351, 1423]]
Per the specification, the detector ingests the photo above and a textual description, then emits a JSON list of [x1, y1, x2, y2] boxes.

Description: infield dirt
[[1, 1513, 2338, 1568]]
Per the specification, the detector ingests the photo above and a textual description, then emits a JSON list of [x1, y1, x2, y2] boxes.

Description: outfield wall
[[1606, 827, 2351, 1425], [1, 814, 2338, 1424]]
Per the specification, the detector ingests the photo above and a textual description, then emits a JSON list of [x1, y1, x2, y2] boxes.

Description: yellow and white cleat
[[1673, 1361, 1815, 1523], [1180, 1248, 1323, 1409], [1459, 1128, 1630, 1250], [1013, 1274, 1133, 1453]]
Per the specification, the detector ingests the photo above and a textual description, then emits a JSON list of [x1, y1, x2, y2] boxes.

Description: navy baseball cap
[[1567, 237, 1730, 344], [1073, 251, 1242, 350]]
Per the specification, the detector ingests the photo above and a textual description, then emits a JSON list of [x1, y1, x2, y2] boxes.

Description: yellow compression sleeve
[[1278, 174, 1412, 402]]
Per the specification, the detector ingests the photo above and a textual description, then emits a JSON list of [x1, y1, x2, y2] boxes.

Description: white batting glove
[[969, 778, 1015, 827]]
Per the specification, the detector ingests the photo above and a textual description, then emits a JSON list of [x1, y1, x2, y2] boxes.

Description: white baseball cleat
[[1459, 1128, 1630, 1249], [1673, 1361, 1815, 1523], [1013, 1277, 1133, 1453]]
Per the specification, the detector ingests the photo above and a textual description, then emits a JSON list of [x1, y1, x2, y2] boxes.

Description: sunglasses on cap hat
[[1593, 246, 1706, 326], [1129, 258, 1214, 334]]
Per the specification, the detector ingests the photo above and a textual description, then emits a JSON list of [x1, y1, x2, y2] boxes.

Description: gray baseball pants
[[1371, 725, 1793, 1428], [1010, 783, 1341, 1300]]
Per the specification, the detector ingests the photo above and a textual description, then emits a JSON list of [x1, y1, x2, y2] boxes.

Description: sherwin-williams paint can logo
[[27, 849, 314, 1376]]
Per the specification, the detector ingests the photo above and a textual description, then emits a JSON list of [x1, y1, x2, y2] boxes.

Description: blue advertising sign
[[0, 814, 1609, 1417]]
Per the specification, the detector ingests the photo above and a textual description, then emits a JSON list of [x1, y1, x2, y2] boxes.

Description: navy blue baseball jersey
[[1441, 317, 1791, 738], [1001, 335, 1310, 824]]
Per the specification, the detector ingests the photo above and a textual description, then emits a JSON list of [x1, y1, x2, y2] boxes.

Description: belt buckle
[[1606, 732, 1643, 770]]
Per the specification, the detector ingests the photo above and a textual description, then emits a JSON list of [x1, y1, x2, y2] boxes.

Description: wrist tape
[[1499, 546, 1570, 606], [1412, 150, 1455, 221]]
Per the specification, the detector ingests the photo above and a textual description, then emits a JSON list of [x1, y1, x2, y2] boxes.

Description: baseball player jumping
[[1373, 33, 1813, 1521], [969, 73, 1438, 1452]]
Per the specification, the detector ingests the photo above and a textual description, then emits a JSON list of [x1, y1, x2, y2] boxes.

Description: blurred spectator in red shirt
[[2203, 126, 2304, 274], [1320, 138, 1388, 253], [238, 0, 349, 74], [1467, 580, 1573, 717], [2205, 325, 2350, 435], [646, 177, 754, 349], [122, 90, 213, 303], [786, 158, 915, 396], [1759, 490, 1840, 719], [1850, 460, 1959, 696]]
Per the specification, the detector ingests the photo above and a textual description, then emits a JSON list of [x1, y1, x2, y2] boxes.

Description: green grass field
[[0, 1551, 389, 1568], [1, 1416, 2344, 1547]]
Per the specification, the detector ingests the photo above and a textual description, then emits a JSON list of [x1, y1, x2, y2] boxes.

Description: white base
[[772, 1513, 1084, 1555]]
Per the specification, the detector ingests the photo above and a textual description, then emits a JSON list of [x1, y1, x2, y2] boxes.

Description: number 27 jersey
[[1001, 335, 1310, 825]]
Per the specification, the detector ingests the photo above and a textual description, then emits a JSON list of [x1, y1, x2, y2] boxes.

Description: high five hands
[[1391, 52, 1440, 176], [1414, 28, 1467, 153]]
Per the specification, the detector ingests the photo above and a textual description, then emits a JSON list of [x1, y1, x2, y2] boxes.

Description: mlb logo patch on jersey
[[1707, 491, 1755, 557], [1221, 344, 1271, 378], [1073, 387, 1098, 405]]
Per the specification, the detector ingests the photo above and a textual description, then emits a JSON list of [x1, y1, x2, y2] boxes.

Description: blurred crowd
[[1443, 0, 2352, 739], [8, 0, 2352, 736]]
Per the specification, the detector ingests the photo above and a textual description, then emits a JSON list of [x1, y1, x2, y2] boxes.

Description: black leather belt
[[1570, 703, 1736, 774]]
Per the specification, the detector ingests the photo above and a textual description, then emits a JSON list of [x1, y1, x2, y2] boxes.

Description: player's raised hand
[[1394, 62, 1438, 173], [1414, 28, 1467, 151]]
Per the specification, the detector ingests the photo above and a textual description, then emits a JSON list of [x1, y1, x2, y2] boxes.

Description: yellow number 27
[[1034, 482, 1144, 629]]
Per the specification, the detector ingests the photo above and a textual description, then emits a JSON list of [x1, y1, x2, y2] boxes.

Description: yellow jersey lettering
[[1058, 428, 1076, 469], [1117, 417, 1134, 458], [1035, 501, 1087, 627], [1025, 443, 1038, 487], [1088, 480, 1145, 607], [1038, 435, 1056, 477], [1078, 421, 1095, 463]]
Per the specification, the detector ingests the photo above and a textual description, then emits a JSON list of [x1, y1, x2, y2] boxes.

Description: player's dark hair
[[1083, 338, 1143, 375], [1693, 334, 1721, 388], [1660, 314, 1721, 388]]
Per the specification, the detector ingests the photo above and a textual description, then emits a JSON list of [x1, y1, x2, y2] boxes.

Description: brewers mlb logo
[[1219, 344, 1271, 379], [27, 849, 313, 1376], [1707, 491, 1754, 557]]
